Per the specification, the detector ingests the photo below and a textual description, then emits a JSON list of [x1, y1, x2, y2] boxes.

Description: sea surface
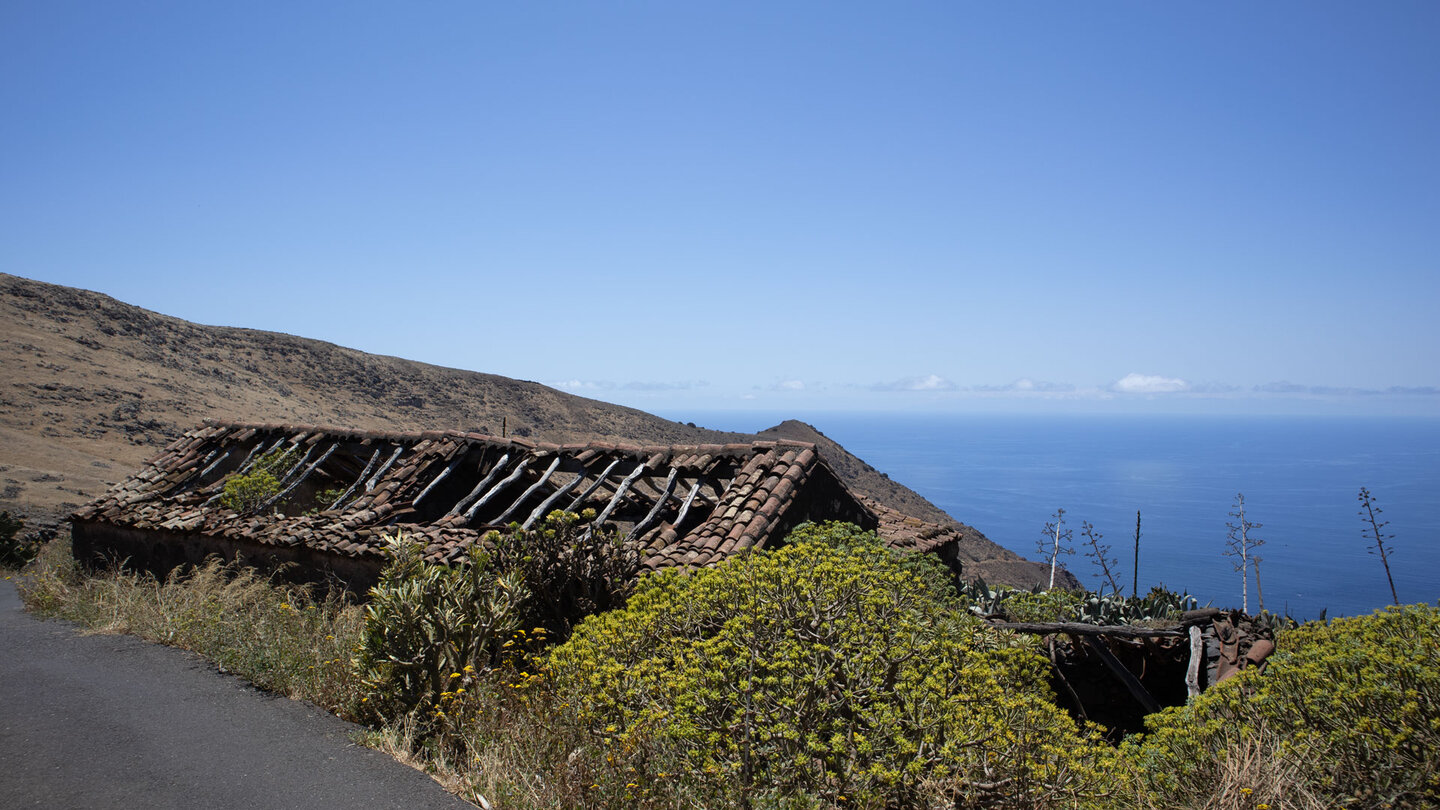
[[668, 412, 1440, 620]]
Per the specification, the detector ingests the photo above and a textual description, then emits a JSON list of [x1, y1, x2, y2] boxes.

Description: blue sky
[[4, 2, 1438, 417]]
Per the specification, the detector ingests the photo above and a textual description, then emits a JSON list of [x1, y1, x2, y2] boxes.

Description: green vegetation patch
[[1128, 602, 1440, 808], [547, 522, 1127, 808], [219, 448, 296, 514]]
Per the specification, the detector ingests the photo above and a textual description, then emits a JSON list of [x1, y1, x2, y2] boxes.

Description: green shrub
[[219, 448, 295, 514], [483, 509, 638, 638], [1128, 603, 1440, 808], [0, 510, 33, 568], [356, 531, 527, 727], [547, 522, 1129, 808]]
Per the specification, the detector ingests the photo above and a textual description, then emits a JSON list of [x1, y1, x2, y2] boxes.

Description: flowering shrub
[[1128, 602, 1440, 808], [547, 522, 1129, 808]]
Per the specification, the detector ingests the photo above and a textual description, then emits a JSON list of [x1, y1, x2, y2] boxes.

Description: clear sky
[[4, 2, 1438, 417]]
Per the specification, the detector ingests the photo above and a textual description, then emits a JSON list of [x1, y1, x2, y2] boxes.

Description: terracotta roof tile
[[71, 421, 957, 582]]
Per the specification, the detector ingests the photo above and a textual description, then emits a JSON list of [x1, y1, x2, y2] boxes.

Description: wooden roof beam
[[627, 467, 679, 542], [445, 452, 512, 518], [262, 442, 338, 511], [327, 446, 383, 511], [522, 471, 585, 529], [563, 458, 622, 513], [411, 455, 464, 507], [464, 459, 532, 523], [493, 455, 563, 525], [595, 462, 648, 526], [365, 445, 406, 492]]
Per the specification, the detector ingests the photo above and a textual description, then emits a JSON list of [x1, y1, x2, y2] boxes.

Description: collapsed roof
[[72, 422, 963, 587]]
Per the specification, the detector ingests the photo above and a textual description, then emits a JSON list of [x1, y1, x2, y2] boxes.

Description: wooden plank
[[366, 445, 405, 491], [445, 453, 511, 517], [626, 467, 679, 542], [990, 621, 1184, 639], [411, 455, 464, 507], [1081, 635, 1161, 715], [595, 462, 648, 525], [563, 458, 621, 513], [328, 446, 382, 511], [493, 455, 563, 525], [463, 459, 532, 522], [522, 472, 585, 529]]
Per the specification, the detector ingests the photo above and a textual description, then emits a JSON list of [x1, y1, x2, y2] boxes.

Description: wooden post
[[1186, 625, 1204, 699]]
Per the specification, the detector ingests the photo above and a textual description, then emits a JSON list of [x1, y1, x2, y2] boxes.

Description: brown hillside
[[0, 273, 1063, 586]]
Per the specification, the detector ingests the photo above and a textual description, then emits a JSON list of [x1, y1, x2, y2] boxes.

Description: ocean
[[666, 412, 1440, 620]]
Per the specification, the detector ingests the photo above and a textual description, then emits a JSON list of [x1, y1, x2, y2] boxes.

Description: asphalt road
[[0, 577, 475, 809]]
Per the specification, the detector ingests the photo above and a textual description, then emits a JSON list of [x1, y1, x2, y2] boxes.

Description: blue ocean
[[668, 412, 1440, 620]]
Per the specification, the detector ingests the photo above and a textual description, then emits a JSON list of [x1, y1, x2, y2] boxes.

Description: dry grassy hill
[[0, 273, 1059, 586]]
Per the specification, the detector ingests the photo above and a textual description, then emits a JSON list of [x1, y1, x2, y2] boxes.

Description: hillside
[[0, 273, 1062, 586]]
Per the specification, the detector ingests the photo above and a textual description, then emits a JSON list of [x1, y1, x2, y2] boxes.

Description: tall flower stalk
[[1359, 487, 1399, 604], [1226, 494, 1264, 614]]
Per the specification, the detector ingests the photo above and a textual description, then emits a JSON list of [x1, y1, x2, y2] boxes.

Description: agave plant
[[1070, 586, 1200, 626]]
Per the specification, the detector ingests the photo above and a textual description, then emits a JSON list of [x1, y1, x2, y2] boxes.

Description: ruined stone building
[[72, 422, 964, 589]]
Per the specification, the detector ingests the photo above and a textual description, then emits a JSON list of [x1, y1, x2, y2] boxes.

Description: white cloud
[[622, 380, 707, 391], [776, 379, 806, 391], [1112, 373, 1190, 394], [977, 378, 1075, 393], [551, 379, 613, 391], [870, 374, 958, 392]]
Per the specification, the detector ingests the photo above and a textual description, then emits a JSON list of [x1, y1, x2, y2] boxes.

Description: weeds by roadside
[[17, 539, 364, 715]]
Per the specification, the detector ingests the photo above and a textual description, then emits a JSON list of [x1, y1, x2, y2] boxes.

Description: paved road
[[0, 577, 475, 809]]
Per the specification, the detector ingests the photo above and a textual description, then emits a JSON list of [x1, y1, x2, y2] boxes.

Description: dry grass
[[1159, 728, 1327, 810], [17, 539, 364, 715]]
